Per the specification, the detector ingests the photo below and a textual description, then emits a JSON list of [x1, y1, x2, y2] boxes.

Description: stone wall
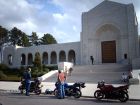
[[132, 58, 140, 69], [81, 1, 138, 65], [3, 42, 81, 68]]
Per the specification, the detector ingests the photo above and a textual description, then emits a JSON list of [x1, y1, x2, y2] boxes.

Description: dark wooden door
[[101, 41, 116, 63]]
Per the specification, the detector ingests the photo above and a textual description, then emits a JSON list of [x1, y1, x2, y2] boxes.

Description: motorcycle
[[54, 82, 86, 98], [18, 78, 43, 95], [94, 81, 129, 102]]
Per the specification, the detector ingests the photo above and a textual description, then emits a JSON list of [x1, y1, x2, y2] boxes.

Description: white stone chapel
[[1, 0, 140, 69]]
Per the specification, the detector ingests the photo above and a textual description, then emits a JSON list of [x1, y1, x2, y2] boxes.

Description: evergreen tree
[[9, 27, 24, 45], [21, 34, 30, 47], [34, 52, 41, 69], [31, 32, 39, 45], [0, 26, 8, 45], [41, 33, 57, 45]]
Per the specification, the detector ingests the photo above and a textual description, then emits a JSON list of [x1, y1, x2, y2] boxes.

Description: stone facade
[[81, 1, 139, 65], [1, 1, 140, 68], [2, 42, 80, 68]]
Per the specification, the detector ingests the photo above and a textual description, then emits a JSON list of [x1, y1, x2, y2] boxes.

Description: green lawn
[[0, 75, 21, 82]]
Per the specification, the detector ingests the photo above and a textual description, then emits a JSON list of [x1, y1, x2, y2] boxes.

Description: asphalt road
[[0, 93, 139, 105]]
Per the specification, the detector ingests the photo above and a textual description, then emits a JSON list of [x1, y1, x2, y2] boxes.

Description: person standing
[[90, 56, 94, 65], [69, 68, 73, 76], [57, 70, 65, 99], [121, 73, 128, 82], [23, 67, 32, 96]]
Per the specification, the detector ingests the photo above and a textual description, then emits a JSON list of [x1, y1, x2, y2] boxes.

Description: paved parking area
[[0, 93, 140, 105], [0, 81, 140, 100]]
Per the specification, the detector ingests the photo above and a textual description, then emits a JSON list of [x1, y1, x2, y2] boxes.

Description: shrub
[[0, 64, 9, 73], [42, 65, 49, 72], [31, 66, 49, 78], [46, 65, 58, 71], [0, 71, 7, 79], [0, 63, 8, 69], [17, 66, 26, 77]]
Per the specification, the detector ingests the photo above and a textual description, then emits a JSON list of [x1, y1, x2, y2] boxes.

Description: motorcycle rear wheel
[[94, 90, 104, 100], [119, 92, 129, 102], [73, 90, 82, 98], [54, 89, 59, 97]]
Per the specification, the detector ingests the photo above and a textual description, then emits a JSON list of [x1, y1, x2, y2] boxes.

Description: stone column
[[48, 52, 50, 65], [66, 51, 68, 62], [57, 52, 59, 64]]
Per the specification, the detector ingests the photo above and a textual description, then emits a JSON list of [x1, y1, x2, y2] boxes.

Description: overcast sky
[[0, 0, 140, 43]]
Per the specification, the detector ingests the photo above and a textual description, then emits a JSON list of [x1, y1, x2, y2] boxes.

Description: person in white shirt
[[122, 73, 128, 82]]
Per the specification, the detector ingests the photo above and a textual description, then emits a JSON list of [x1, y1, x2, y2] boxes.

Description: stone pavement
[[0, 64, 139, 101], [0, 81, 140, 101], [44, 64, 130, 84]]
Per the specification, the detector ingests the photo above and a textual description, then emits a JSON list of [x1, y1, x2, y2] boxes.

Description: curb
[[129, 98, 140, 101], [1, 89, 140, 101], [82, 96, 140, 101]]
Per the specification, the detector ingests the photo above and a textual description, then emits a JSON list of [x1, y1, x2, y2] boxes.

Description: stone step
[[73, 64, 131, 72], [66, 72, 125, 83], [44, 64, 131, 84], [45, 71, 126, 84]]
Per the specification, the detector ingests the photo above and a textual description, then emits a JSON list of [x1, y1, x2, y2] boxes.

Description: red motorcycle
[[94, 81, 129, 102]]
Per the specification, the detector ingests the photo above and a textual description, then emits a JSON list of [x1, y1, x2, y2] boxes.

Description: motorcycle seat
[[113, 85, 128, 90], [67, 85, 74, 88]]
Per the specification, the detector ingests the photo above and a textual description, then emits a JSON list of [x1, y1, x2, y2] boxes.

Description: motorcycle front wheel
[[94, 90, 104, 100], [54, 89, 59, 97], [19, 88, 26, 94], [20, 90, 26, 94], [119, 92, 129, 102], [35, 89, 41, 95], [73, 90, 82, 98]]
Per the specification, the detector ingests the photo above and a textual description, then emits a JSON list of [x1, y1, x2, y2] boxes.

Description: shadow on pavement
[[54, 96, 121, 103], [2, 93, 131, 103]]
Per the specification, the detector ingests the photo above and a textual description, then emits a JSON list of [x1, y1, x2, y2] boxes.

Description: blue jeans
[[59, 83, 65, 99], [25, 82, 31, 96]]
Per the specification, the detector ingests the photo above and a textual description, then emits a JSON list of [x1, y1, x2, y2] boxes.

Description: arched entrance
[[21, 53, 26, 65], [95, 24, 120, 63], [28, 53, 33, 65], [51, 51, 57, 64], [8, 54, 12, 65], [101, 40, 116, 63], [42, 52, 48, 65], [68, 50, 76, 64], [59, 51, 66, 62]]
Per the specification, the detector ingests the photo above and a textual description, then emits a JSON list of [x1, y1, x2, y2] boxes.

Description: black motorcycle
[[54, 82, 85, 98], [18, 79, 43, 95], [94, 81, 129, 102]]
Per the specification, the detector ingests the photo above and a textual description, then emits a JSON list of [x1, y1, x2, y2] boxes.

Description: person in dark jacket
[[90, 56, 94, 65], [23, 67, 32, 96]]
